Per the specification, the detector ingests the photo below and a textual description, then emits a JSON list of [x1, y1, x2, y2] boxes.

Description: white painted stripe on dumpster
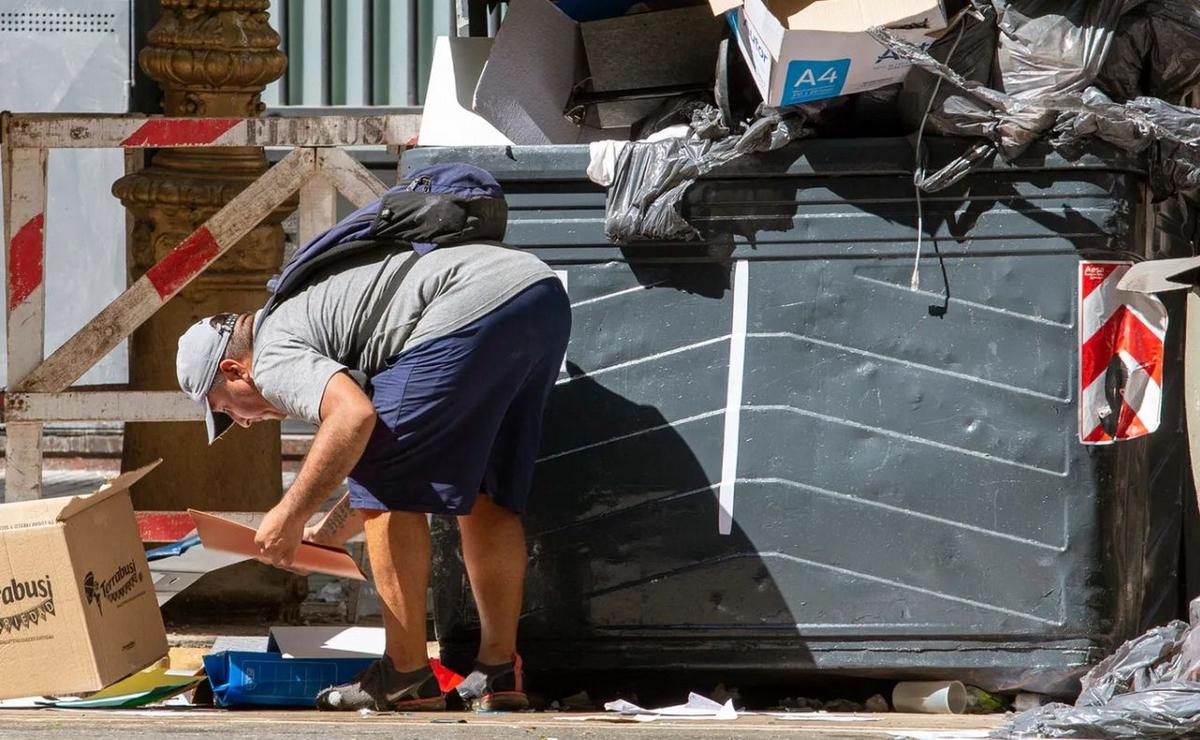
[[555, 336, 729, 386], [762, 552, 1063, 626], [569, 280, 664, 309], [719, 260, 749, 536], [535, 409, 725, 464]]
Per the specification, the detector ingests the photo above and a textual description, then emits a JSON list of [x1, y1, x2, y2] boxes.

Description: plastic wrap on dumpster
[[872, 26, 1200, 198], [1051, 90, 1200, 196], [604, 107, 811, 242], [880, 0, 1139, 191], [897, 1, 998, 138], [991, 0, 1139, 100], [1001, 616, 1200, 738], [1097, 0, 1200, 103]]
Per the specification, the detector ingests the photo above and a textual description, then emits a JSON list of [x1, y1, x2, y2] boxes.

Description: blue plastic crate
[[203, 651, 374, 708]]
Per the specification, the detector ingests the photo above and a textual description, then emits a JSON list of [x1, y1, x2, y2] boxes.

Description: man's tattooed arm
[[305, 491, 364, 545]]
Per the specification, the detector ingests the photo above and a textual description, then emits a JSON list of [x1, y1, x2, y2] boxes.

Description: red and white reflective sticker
[[1079, 260, 1168, 444]]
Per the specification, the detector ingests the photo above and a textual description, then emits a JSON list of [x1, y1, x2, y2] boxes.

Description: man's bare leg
[[362, 510, 431, 672], [457, 493, 527, 665]]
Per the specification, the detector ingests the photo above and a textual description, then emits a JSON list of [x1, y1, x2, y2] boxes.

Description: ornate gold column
[[114, 0, 289, 515]]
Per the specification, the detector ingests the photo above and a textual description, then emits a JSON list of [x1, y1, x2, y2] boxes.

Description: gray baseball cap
[[176, 314, 238, 444]]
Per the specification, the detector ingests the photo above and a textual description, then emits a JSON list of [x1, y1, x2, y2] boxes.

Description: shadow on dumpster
[[432, 260, 810, 700]]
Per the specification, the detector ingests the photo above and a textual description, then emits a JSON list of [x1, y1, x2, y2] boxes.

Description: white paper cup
[[891, 680, 967, 714]]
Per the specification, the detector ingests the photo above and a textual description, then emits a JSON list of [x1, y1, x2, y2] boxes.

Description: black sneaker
[[315, 657, 446, 712], [454, 654, 528, 711]]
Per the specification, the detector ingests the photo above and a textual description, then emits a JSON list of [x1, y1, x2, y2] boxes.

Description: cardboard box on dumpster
[[578, 5, 725, 128], [0, 461, 167, 700], [473, 0, 722, 144], [713, 0, 947, 106]]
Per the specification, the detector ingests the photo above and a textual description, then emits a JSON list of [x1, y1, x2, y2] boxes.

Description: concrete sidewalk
[[0, 709, 1004, 739]]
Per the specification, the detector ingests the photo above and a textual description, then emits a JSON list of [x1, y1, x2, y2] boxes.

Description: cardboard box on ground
[[0, 462, 167, 700], [714, 0, 947, 106]]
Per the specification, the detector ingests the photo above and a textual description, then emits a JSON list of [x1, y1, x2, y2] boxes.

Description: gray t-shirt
[[252, 242, 556, 424]]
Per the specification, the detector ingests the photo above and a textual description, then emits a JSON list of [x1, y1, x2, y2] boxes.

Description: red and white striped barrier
[[2, 112, 398, 500], [1079, 260, 1168, 444], [5, 113, 420, 149]]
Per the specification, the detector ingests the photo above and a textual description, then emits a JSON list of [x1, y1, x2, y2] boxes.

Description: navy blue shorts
[[347, 278, 570, 515]]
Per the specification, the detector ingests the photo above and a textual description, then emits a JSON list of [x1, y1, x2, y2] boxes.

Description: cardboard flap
[[53, 459, 162, 522], [1117, 256, 1200, 294], [0, 461, 157, 529], [709, 0, 744, 14], [765, 0, 942, 31]]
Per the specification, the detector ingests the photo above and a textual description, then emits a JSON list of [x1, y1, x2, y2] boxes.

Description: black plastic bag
[[897, 1, 998, 137], [604, 107, 811, 242], [1097, 0, 1200, 104], [1005, 683, 1200, 738]]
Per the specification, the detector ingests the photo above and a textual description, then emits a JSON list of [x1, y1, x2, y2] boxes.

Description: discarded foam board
[[189, 509, 366, 581], [419, 36, 513, 146], [267, 625, 385, 659]]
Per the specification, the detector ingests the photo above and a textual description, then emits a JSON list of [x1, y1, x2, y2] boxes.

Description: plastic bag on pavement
[[1075, 622, 1189, 706], [604, 106, 811, 242], [1000, 615, 1200, 738], [1097, 0, 1200, 103], [1005, 682, 1200, 738]]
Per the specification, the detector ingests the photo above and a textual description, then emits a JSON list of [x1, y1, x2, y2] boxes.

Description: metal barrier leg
[[3, 139, 48, 501], [5, 424, 43, 502]]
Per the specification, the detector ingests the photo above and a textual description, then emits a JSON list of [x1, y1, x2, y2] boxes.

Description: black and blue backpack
[[255, 163, 508, 334]]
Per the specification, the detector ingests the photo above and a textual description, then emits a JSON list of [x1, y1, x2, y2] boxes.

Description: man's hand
[[254, 503, 306, 569]]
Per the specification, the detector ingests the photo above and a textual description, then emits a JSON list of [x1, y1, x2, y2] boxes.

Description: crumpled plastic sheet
[[1051, 89, 1200, 195], [999, 618, 1200, 738], [897, 1, 998, 139], [871, 25, 1200, 197], [992, 0, 1143, 100], [879, 0, 1200, 193], [604, 107, 811, 242]]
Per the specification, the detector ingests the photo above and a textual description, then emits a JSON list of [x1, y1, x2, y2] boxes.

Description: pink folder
[[189, 509, 367, 581]]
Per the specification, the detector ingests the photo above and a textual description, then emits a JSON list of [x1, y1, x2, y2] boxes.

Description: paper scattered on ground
[[0, 697, 48, 709], [607, 692, 738, 719], [892, 731, 991, 739], [603, 693, 737, 720], [762, 713, 883, 722], [0, 668, 201, 709], [581, 693, 891, 723]]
